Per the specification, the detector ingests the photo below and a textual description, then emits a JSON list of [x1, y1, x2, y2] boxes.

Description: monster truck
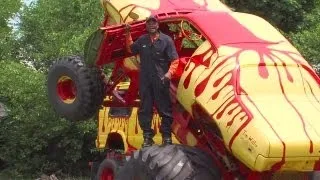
[[47, 0, 320, 179]]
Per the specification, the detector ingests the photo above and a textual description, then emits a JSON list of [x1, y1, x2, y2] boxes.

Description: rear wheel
[[97, 159, 121, 180], [117, 145, 220, 180], [311, 171, 320, 180], [47, 56, 104, 121]]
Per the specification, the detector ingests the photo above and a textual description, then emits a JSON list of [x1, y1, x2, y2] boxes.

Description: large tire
[[311, 171, 320, 180], [47, 56, 104, 121], [116, 145, 220, 180], [97, 159, 121, 180]]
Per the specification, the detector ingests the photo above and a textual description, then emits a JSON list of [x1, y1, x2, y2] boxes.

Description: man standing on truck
[[125, 15, 179, 148]]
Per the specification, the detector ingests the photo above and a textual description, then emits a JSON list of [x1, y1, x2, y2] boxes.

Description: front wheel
[[47, 56, 104, 121], [116, 145, 221, 180], [97, 159, 121, 180]]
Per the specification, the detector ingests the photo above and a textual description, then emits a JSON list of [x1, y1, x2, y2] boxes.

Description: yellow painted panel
[[255, 155, 319, 172], [98, 103, 180, 151], [230, 119, 270, 170]]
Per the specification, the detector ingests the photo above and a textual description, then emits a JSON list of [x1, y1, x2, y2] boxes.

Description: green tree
[[19, 0, 103, 70], [225, 0, 316, 32], [289, 25, 320, 65], [0, 0, 21, 60], [0, 61, 97, 178], [0, 0, 105, 177], [288, 1, 320, 64]]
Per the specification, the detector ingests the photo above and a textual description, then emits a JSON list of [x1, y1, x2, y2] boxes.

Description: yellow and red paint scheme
[[176, 12, 320, 173], [96, 83, 180, 152], [94, 0, 320, 178]]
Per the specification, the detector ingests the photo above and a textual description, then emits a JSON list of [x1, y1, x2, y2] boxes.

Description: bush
[[0, 61, 97, 178], [289, 23, 320, 65]]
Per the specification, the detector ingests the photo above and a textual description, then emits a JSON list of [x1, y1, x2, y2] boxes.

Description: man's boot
[[142, 136, 154, 148], [162, 136, 172, 146]]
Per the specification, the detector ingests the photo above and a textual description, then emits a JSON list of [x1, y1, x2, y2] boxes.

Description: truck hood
[[190, 42, 320, 171]]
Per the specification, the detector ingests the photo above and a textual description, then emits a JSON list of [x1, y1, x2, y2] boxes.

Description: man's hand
[[164, 72, 171, 80], [124, 24, 131, 35], [125, 24, 133, 53], [161, 72, 171, 85]]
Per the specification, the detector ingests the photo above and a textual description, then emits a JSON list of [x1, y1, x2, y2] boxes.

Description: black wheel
[[116, 145, 221, 180], [310, 171, 320, 180], [47, 56, 104, 121], [97, 159, 121, 180]]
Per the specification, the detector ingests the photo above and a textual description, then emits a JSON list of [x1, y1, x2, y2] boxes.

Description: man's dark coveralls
[[129, 32, 178, 139]]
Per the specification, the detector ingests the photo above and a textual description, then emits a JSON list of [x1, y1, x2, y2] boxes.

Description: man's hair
[[146, 15, 158, 23]]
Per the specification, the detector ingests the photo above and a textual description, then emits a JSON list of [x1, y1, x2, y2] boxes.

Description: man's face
[[146, 20, 159, 34]]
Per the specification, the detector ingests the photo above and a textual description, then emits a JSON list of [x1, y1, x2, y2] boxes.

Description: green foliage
[[0, 0, 105, 177], [0, 61, 97, 178], [19, 0, 103, 70], [289, 24, 320, 64], [288, 1, 320, 64], [0, 0, 21, 60], [225, 0, 316, 32]]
